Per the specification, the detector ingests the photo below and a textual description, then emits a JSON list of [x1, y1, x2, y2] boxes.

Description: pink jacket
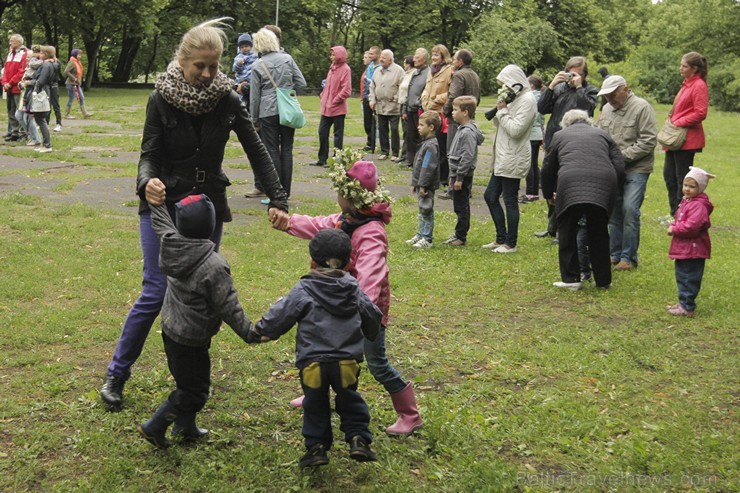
[[288, 202, 392, 326], [669, 193, 712, 260], [320, 46, 352, 117], [668, 74, 708, 151]]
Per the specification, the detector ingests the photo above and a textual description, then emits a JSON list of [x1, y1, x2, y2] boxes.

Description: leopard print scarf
[[155, 61, 232, 116]]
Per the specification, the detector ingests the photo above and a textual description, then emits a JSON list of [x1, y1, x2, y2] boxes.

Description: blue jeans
[[610, 172, 650, 265], [66, 83, 85, 108], [317, 114, 345, 164], [363, 326, 406, 394], [416, 191, 435, 242], [484, 175, 521, 247], [15, 109, 40, 143], [675, 258, 705, 312], [259, 115, 295, 197], [106, 210, 223, 380], [301, 360, 372, 449]]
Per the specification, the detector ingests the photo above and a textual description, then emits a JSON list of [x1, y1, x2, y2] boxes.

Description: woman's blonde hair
[[175, 17, 231, 62], [431, 44, 452, 64], [252, 28, 280, 55]]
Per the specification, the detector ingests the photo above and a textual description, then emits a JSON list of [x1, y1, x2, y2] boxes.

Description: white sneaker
[[378, 154, 388, 160], [53, 124, 62, 132], [36, 147, 53, 153], [26, 140, 40, 146], [405, 234, 421, 245], [413, 238, 433, 248], [493, 245, 517, 253], [553, 281, 582, 291], [481, 241, 502, 249]]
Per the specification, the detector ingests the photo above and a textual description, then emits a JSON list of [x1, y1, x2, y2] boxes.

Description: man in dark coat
[[541, 109, 625, 290]]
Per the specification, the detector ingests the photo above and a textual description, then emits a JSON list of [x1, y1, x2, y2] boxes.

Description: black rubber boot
[[138, 401, 177, 449], [171, 414, 209, 441]]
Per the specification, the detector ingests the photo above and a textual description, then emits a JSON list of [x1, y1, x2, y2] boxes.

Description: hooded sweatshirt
[[320, 46, 352, 117], [669, 193, 713, 260], [256, 269, 381, 369], [448, 120, 485, 179], [149, 203, 255, 347], [493, 64, 537, 179]]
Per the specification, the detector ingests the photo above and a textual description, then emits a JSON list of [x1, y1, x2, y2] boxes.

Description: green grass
[[0, 90, 737, 492]]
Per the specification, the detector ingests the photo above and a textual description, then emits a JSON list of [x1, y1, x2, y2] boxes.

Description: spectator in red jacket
[[311, 46, 352, 167], [2, 34, 29, 142], [662, 51, 709, 217]]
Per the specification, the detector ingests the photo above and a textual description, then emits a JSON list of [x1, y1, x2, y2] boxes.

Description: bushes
[[708, 59, 740, 112]]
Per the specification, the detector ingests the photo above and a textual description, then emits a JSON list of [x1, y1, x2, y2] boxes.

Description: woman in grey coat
[[250, 28, 306, 199], [541, 110, 625, 290]]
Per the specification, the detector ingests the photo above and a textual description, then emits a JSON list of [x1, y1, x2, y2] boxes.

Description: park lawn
[[0, 90, 737, 492]]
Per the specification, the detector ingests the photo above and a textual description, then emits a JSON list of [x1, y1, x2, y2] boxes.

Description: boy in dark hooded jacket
[[250, 228, 381, 467], [137, 194, 257, 449]]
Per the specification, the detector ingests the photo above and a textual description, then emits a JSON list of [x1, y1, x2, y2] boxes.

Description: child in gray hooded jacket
[[137, 194, 256, 449]]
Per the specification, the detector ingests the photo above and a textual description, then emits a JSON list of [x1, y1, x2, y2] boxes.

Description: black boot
[[138, 401, 177, 449], [171, 413, 209, 441], [349, 435, 376, 462], [101, 374, 125, 409]]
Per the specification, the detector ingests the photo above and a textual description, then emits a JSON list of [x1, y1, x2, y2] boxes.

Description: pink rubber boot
[[385, 383, 423, 436]]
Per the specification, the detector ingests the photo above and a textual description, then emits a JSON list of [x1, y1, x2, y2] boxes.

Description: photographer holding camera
[[534, 56, 599, 240]]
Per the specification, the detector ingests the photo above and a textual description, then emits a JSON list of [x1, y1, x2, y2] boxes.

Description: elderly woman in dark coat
[[541, 109, 625, 290]]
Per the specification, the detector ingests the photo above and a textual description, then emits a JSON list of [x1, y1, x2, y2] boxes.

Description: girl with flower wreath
[[269, 149, 423, 436]]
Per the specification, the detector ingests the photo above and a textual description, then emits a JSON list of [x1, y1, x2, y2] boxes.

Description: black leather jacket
[[137, 90, 288, 220]]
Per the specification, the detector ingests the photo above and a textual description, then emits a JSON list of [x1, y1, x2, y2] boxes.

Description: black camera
[[485, 83, 523, 120]]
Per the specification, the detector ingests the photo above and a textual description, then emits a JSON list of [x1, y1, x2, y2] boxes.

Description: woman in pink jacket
[[311, 46, 352, 167], [270, 159, 423, 436], [663, 51, 709, 217]]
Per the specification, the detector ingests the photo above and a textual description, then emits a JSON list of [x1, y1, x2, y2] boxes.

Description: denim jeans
[[301, 360, 372, 448], [363, 326, 406, 394], [377, 113, 400, 157], [452, 175, 473, 242], [484, 175, 521, 247], [15, 109, 40, 143], [317, 114, 345, 164], [259, 115, 295, 197], [416, 191, 435, 241], [66, 83, 85, 108], [675, 258, 705, 312], [107, 210, 223, 380], [610, 172, 650, 265]]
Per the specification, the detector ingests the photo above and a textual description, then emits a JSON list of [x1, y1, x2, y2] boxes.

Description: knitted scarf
[[155, 61, 232, 116]]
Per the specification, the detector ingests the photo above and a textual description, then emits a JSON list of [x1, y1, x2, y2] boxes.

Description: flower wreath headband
[[327, 147, 392, 210]]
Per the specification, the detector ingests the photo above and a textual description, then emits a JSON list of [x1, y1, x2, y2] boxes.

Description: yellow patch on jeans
[[339, 360, 359, 388], [301, 362, 322, 389]]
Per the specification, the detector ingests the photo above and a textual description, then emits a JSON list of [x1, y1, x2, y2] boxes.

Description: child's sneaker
[[299, 443, 329, 467], [348, 436, 376, 462], [413, 238, 432, 248], [667, 304, 694, 317], [405, 234, 421, 245]]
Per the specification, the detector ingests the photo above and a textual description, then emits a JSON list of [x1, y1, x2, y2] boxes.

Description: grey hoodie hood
[[159, 234, 215, 279], [497, 64, 530, 96], [301, 269, 359, 318]]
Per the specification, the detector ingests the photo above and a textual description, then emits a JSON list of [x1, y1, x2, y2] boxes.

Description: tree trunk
[[112, 35, 142, 82]]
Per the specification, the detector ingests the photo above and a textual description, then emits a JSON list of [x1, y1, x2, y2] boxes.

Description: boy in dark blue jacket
[[250, 229, 381, 467]]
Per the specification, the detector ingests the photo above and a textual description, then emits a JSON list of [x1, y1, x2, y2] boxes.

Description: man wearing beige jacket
[[369, 49, 404, 160]]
